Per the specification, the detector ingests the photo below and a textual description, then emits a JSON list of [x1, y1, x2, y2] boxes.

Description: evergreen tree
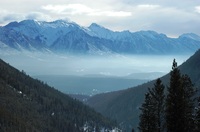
[[166, 59, 196, 132], [181, 74, 196, 131], [166, 59, 184, 132], [149, 78, 165, 132], [138, 93, 156, 132], [138, 78, 165, 132]]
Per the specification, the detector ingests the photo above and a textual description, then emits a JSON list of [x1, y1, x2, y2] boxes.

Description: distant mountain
[[50, 28, 115, 54], [179, 33, 200, 41], [86, 49, 200, 131], [0, 19, 200, 54], [4, 20, 80, 46], [0, 59, 118, 131], [0, 26, 47, 51], [125, 72, 165, 80]]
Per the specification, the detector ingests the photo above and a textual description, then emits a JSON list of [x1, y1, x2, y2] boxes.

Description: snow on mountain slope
[[5, 19, 81, 46], [87, 23, 133, 40], [87, 23, 200, 54], [1, 19, 200, 55], [51, 28, 115, 54]]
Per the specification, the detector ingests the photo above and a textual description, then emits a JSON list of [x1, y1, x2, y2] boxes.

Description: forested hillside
[[179, 49, 200, 86], [0, 59, 118, 131], [138, 60, 200, 132], [86, 49, 200, 131]]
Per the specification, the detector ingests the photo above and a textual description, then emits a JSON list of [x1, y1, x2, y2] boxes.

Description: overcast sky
[[0, 0, 200, 37]]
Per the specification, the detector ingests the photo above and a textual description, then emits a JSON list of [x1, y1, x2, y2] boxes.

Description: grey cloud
[[0, 12, 25, 25], [103, 4, 200, 36], [26, 13, 42, 20], [25, 12, 51, 21], [0, 0, 200, 36]]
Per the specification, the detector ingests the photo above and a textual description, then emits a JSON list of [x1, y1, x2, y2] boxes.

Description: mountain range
[[0, 19, 200, 55]]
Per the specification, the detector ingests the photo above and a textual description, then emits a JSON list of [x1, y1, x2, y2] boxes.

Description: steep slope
[[86, 49, 200, 131], [51, 28, 115, 54], [0, 27, 47, 51], [0, 59, 118, 131], [179, 49, 200, 86], [87, 23, 132, 40], [4, 19, 80, 47]]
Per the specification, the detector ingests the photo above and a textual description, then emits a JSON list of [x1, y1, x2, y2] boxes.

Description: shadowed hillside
[[0, 59, 118, 131], [179, 49, 200, 86], [86, 49, 200, 131]]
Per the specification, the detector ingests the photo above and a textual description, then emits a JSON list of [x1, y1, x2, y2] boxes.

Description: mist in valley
[[0, 52, 192, 95]]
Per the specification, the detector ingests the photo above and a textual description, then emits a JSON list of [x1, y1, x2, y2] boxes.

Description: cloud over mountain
[[1, 0, 200, 37]]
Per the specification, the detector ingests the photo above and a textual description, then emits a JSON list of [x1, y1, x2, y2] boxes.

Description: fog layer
[[0, 52, 191, 77]]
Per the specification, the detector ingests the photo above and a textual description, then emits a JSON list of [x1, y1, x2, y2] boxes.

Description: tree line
[[138, 59, 200, 132]]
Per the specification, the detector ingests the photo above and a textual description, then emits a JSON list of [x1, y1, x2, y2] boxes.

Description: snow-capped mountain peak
[[36, 19, 80, 28], [3, 19, 82, 46], [89, 23, 106, 30], [1, 19, 200, 55], [20, 19, 39, 26], [88, 23, 114, 38]]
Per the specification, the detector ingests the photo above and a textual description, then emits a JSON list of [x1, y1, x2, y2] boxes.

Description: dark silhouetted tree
[[139, 78, 165, 132], [166, 59, 184, 132], [181, 74, 196, 131], [138, 93, 156, 132], [149, 78, 165, 132], [166, 59, 196, 132]]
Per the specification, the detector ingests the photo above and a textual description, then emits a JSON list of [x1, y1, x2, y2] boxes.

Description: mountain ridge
[[1, 19, 200, 55]]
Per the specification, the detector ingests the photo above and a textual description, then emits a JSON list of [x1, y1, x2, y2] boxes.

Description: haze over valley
[[0, 50, 192, 95]]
